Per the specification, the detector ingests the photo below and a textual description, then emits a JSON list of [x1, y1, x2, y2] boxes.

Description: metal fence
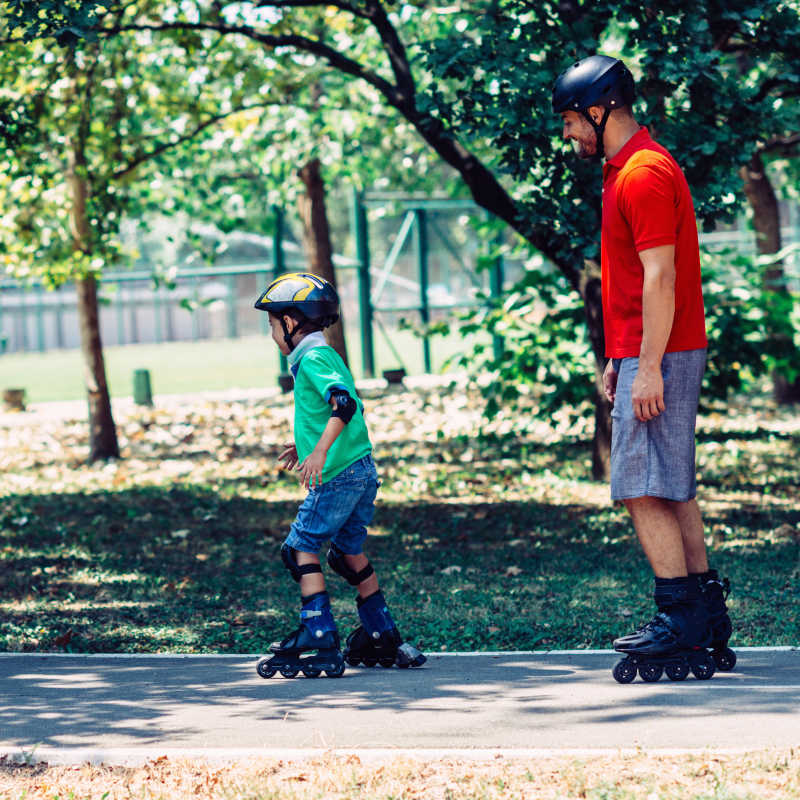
[[2, 193, 799, 376]]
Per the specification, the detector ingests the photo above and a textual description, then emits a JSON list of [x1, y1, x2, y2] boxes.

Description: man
[[552, 55, 734, 680]]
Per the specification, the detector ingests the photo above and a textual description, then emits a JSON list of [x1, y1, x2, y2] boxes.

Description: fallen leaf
[[441, 565, 462, 575]]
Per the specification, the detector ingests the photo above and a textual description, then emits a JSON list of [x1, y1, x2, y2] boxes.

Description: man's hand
[[278, 443, 298, 470], [631, 363, 665, 421], [297, 447, 326, 489], [603, 360, 618, 404]]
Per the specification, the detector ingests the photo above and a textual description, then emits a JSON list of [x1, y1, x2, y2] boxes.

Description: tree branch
[[99, 21, 403, 104], [760, 132, 800, 155], [111, 101, 274, 181], [255, 0, 370, 18]]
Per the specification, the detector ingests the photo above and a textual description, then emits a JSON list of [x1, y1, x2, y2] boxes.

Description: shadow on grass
[[1, 487, 798, 657]]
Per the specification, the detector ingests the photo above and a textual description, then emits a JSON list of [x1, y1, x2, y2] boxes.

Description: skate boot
[[612, 577, 715, 684], [343, 590, 426, 669], [696, 569, 736, 671], [256, 591, 345, 679]]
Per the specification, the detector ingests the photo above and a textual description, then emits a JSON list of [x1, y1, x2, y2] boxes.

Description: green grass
[[0, 329, 486, 403], [0, 382, 798, 654]]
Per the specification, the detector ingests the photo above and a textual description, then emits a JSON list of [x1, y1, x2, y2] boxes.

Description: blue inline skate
[[257, 591, 345, 679], [343, 591, 426, 669], [612, 578, 716, 684]]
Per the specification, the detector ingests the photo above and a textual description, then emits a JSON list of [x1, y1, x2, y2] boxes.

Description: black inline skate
[[256, 591, 345, 679], [697, 569, 736, 672], [343, 590, 426, 669], [612, 577, 716, 684]]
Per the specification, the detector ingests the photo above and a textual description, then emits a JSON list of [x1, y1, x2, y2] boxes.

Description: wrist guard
[[330, 388, 357, 424]]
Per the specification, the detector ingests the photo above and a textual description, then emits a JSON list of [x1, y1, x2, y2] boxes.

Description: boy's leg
[[295, 550, 327, 597], [342, 552, 379, 598]]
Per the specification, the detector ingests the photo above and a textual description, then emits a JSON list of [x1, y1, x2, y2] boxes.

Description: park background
[[1, 0, 798, 657], [1, 3, 799, 798]]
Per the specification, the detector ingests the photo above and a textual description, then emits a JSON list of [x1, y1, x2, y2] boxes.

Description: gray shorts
[[610, 348, 706, 502]]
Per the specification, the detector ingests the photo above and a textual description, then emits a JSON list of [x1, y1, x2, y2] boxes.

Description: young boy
[[254, 272, 426, 679]]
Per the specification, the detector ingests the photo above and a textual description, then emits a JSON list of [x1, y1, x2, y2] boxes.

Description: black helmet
[[254, 271, 340, 327], [552, 55, 635, 160], [552, 55, 635, 114]]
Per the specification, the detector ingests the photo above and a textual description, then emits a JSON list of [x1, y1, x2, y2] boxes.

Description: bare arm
[[297, 396, 345, 488], [632, 244, 676, 421]]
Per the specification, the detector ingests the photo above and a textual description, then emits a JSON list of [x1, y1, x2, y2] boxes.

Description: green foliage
[[1, 0, 104, 45], [420, 0, 800, 421], [454, 245, 800, 432]]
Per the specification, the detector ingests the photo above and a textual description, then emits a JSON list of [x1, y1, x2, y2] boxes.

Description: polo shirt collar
[[288, 331, 328, 377], [606, 126, 652, 170]]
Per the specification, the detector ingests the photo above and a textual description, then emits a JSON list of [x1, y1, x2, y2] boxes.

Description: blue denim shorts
[[284, 454, 380, 555], [610, 349, 706, 502]]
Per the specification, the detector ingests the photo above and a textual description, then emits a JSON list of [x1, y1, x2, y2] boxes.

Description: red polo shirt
[[601, 127, 707, 358]]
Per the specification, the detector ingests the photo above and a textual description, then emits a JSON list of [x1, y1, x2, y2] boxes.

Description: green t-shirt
[[291, 340, 372, 484]]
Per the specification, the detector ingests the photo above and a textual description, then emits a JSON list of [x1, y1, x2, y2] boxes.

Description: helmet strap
[[581, 106, 612, 161], [280, 316, 297, 352]]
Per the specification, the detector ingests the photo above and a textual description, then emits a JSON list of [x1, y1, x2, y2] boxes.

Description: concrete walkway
[[1, 649, 797, 763]]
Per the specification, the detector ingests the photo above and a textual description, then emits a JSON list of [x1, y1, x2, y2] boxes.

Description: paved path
[[0, 649, 797, 763]]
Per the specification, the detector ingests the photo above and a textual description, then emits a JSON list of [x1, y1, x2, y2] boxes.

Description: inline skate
[[612, 578, 715, 684], [697, 569, 736, 671], [343, 590, 426, 669], [256, 591, 345, 679]]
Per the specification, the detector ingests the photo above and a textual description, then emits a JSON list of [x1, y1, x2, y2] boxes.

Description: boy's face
[[269, 313, 295, 356]]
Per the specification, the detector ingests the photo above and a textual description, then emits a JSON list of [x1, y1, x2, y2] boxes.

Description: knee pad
[[326, 543, 374, 586], [281, 543, 322, 583]]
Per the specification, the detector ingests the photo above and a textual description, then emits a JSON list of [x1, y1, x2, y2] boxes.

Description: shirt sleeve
[[299, 350, 349, 403], [617, 161, 678, 252]]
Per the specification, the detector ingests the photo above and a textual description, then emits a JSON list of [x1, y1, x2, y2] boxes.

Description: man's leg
[[667, 498, 708, 574], [624, 495, 688, 578]]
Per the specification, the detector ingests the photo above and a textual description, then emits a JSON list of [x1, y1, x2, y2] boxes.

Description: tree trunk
[[68, 141, 120, 461], [76, 275, 120, 460], [580, 260, 611, 480], [297, 157, 349, 365], [740, 152, 800, 403]]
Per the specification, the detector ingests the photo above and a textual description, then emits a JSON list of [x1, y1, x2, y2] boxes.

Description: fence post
[[225, 274, 237, 338], [415, 208, 431, 373], [272, 205, 289, 375], [490, 231, 505, 361], [352, 188, 375, 377], [35, 284, 46, 352]]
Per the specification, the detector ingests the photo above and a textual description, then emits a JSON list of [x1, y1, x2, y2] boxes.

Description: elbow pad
[[330, 388, 357, 424]]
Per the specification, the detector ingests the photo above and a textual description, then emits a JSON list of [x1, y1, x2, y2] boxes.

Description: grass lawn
[[0, 378, 797, 655], [0, 329, 485, 403]]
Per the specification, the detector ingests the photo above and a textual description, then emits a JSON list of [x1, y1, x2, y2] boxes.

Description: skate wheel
[[279, 664, 300, 678], [714, 647, 736, 672], [612, 659, 637, 684], [379, 658, 395, 669], [638, 663, 663, 682], [301, 666, 322, 678], [665, 661, 689, 681], [362, 656, 378, 668], [256, 658, 277, 679], [325, 662, 345, 678], [345, 656, 361, 667], [690, 652, 716, 680]]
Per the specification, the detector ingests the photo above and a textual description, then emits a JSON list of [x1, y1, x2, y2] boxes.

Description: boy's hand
[[297, 447, 326, 489], [278, 443, 298, 470]]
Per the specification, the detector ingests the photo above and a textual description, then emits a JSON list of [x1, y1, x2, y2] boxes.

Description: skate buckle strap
[[300, 609, 323, 620]]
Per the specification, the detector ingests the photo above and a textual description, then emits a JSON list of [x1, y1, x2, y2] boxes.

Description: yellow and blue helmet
[[254, 272, 340, 328]]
